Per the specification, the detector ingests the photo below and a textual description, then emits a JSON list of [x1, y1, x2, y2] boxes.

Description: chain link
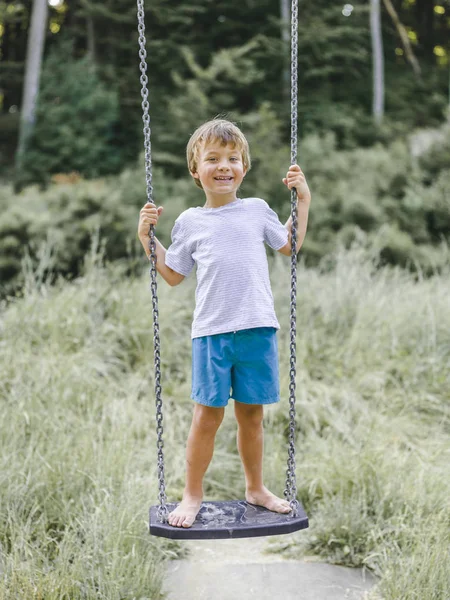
[[136, 0, 168, 523], [284, 0, 300, 515]]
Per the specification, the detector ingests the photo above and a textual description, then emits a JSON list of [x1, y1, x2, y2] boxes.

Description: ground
[[163, 535, 376, 600]]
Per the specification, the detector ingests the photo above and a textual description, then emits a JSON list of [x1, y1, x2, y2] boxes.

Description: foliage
[[419, 129, 450, 179], [17, 41, 122, 188], [270, 244, 450, 599], [1, 0, 449, 178], [0, 255, 184, 599], [0, 158, 190, 295], [0, 244, 449, 598], [1, 118, 450, 294]]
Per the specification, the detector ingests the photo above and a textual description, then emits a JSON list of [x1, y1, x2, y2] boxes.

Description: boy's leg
[[234, 402, 291, 513], [168, 403, 225, 528]]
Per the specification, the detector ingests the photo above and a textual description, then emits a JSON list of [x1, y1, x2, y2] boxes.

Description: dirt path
[[162, 535, 376, 600]]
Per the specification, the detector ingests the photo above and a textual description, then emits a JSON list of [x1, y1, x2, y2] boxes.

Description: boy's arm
[[278, 200, 310, 256], [278, 164, 311, 256], [139, 234, 185, 286], [138, 202, 185, 286]]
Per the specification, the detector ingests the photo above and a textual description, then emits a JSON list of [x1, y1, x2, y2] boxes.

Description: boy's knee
[[234, 403, 264, 428], [193, 404, 224, 432]]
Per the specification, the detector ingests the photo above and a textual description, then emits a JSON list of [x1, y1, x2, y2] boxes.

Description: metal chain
[[284, 0, 300, 515], [136, 0, 168, 522], [137, 0, 298, 521]]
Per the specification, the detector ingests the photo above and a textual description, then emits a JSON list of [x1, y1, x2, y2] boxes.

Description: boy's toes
[[271, 497, 292, 513], [182, 514, 196, 528], [168, 497, 202, 528], [246, 487, 293, 514], [279, 500, 292, 513]]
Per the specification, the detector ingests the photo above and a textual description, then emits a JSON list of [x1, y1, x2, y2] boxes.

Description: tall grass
[[0, 241, 449, 598], [0, 247, 188, 599], [271, 245, 450, 599]]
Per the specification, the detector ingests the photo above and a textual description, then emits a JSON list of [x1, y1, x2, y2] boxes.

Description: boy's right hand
[[138, 202, 163, 239]]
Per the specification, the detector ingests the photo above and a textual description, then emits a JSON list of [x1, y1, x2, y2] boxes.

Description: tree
[[382, 0, 421, 78], [1, 0, 449, 177], [15, 0, 48, 175], [19, 41, 122, 187], [415, 0, 435, 62], [370, 0, 384, 124], [280, 0, 290, 103]]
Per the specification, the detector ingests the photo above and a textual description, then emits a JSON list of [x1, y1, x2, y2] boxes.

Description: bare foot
[[168, 495, 203, 528], [246, 486, 292, 514]]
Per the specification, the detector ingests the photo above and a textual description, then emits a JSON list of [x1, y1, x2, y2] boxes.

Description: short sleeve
[[165, 219, 195, 277], [264, 203, 289, 250]]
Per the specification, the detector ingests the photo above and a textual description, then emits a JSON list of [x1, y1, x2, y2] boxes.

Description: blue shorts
[[191, 327, 280, 408]]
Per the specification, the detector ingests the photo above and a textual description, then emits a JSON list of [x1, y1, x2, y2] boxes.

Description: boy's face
[[191, 140, 247, 196]]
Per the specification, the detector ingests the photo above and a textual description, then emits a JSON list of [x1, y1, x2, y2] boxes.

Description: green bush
[[0, 162, 188, 295], [1, 122, 450, 294], [18, 41, 122, 188], [419, 132, 450, 180]]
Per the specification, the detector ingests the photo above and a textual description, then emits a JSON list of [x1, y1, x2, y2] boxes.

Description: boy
[[138, 119, 311, 528]]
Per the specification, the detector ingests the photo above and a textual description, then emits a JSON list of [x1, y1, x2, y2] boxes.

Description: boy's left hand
[[282, 165, 311, 204]]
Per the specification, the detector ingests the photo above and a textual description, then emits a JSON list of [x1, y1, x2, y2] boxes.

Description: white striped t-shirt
[[165, 197, 289, 339]]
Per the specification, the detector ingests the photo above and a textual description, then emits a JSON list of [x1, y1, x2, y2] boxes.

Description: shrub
[[0, 162, 188, 295], [18, 41, 122, 188]]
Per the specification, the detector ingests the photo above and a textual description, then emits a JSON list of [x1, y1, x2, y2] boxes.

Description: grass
[[0, 241, 449, 599]]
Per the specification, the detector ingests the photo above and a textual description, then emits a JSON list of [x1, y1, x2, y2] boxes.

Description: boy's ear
[[190, 170, 199, 180]]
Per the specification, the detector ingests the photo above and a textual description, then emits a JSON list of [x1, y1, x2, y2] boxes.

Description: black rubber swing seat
[[149, 499, 308, 539]]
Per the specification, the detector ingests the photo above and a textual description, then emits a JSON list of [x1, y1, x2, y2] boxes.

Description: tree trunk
[[370, 0, 384, 124], [280, 0, 290, 104], [1, 22, 11, 113], [15, 0, 48, 172], [383, 0, 421, 77]]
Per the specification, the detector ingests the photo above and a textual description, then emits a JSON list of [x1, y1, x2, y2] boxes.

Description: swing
[[137, 0, 308, 540]]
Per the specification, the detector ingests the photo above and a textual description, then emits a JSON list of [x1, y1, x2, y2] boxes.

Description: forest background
[[0, 2, 450, 600], [0, 0, 450, 290]]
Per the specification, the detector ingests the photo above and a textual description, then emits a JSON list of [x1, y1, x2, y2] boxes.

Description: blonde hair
[[186, 119, 251, 189]]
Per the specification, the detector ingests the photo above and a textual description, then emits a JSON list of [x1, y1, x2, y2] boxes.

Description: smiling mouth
[[214, 176, 233, 181]]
